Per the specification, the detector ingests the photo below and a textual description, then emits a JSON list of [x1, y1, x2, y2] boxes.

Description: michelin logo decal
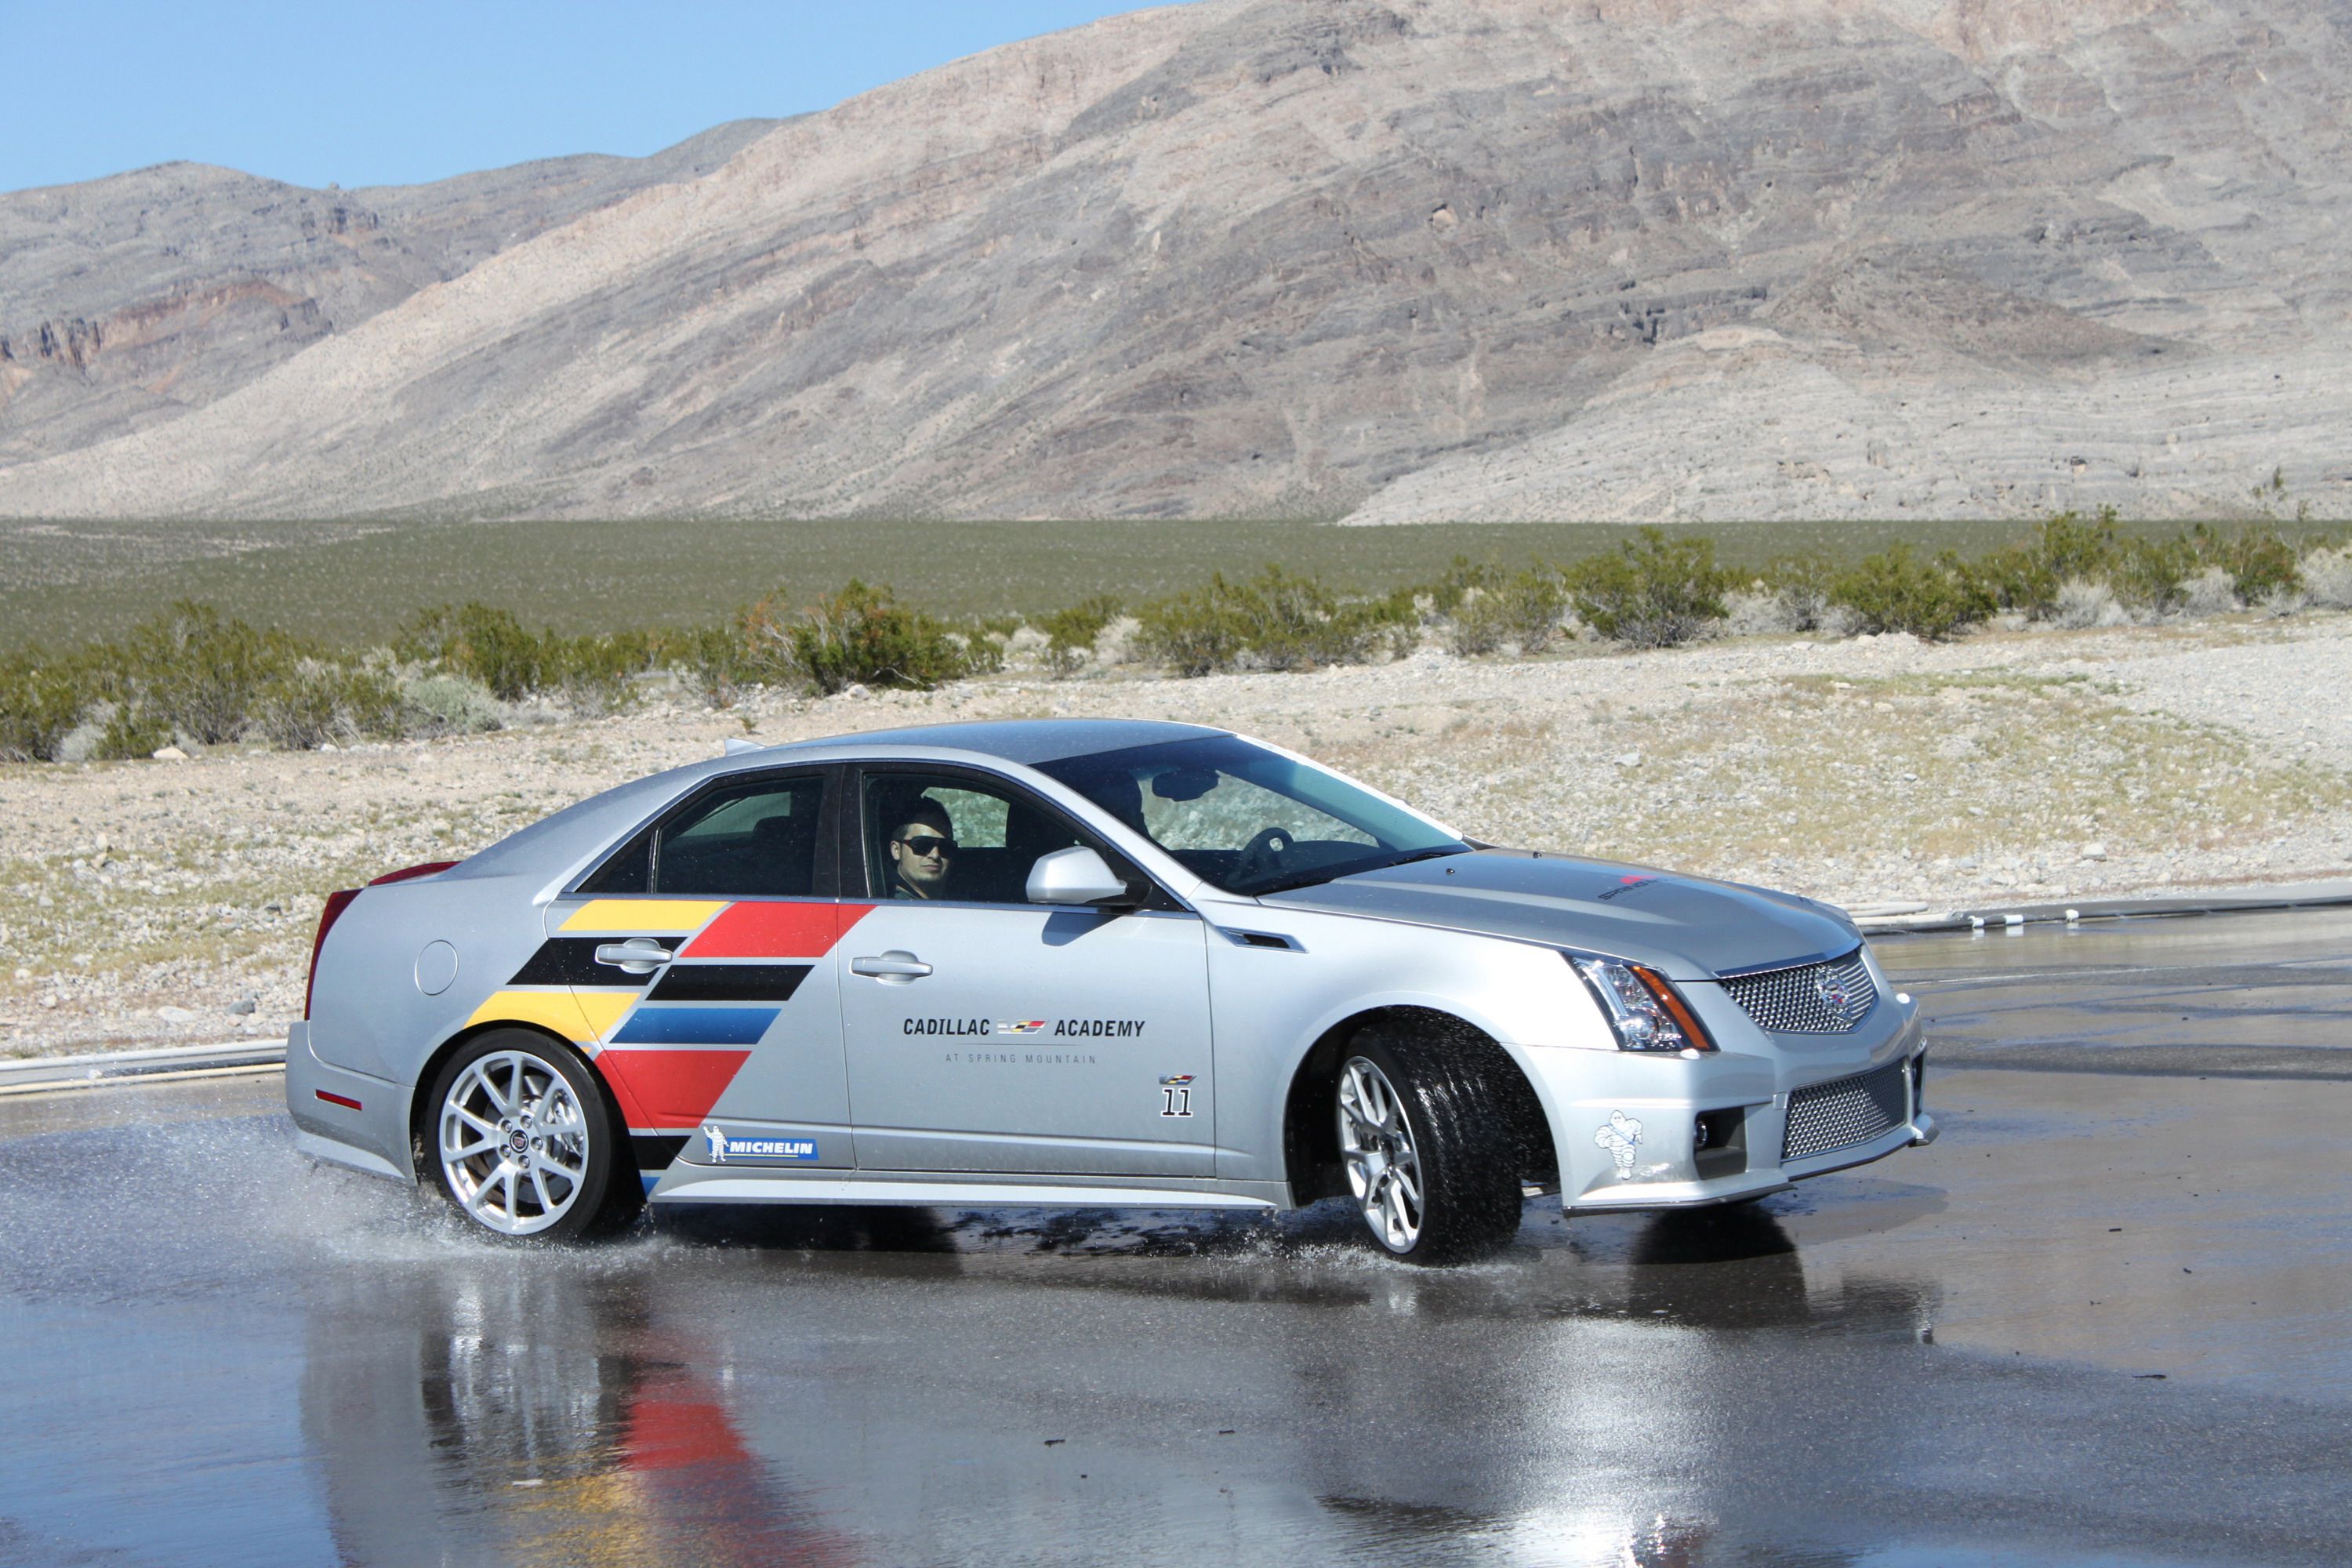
[[701, 1123, 820, 1163], [1594, 1111, 1643, 1181]]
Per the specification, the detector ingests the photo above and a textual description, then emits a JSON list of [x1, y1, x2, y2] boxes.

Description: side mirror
[[1027, 846, 1138, 907]]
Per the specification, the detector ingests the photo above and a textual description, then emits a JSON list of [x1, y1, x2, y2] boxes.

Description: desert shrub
[[1445, 585, 1509, 655], [675, 623, 753, 705], [1722, 586, 1798, 637], [394, 604, 655, 705], [2107, 535, 2196, 612], [1955, 515, 2311, 620], [953, 619, 1011, 677], [733, 592, 804, 688], [1973, 510, 2124, 619], [0, 650, 88, 762], [2187, 522, 2301, 603], [1422, 556, 1490, 619], [1566, 528, 1732, 648], [395, 604, 547, 700], [2299, 546, 2352, 610], [1356, 588, 1424, 661], [1724, 556, 1838, 637], [252, 661, 405, 750], [1040, 595, 1123, 677], [1759, 554, 1837, 630], [2178, 565, 2241, 616], [1830, 545, 1991, 640], [749, 580, 972, 693], [541, 630, 651, 714], [1232, 564, 1339, 671], [401, 673, 506, 736], [103, 601, 313, 746], [550, 628, 653, 687], [1137, 566, 1410, 676], [92, 704, 172, 761], [1135, 578, 1249, 677], [2049, 579, 2129, 630], [1447, 564, 1566, 655]]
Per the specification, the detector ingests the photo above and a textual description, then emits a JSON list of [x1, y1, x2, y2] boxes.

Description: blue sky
[[0, 1, 1189, 194]]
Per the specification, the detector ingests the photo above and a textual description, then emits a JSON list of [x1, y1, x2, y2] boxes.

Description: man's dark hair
[[886, 793, 954, 837]]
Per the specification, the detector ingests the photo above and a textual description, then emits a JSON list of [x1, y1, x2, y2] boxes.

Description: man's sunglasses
[[895, 834, 955, 856]]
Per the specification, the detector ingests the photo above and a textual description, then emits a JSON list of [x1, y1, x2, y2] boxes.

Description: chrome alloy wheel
[[1338, 1055, 1424, 1253], [437, 1048, 593, 1237]]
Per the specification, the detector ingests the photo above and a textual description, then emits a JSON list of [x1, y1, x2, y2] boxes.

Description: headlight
[[1569, 956, 1715, 1052]]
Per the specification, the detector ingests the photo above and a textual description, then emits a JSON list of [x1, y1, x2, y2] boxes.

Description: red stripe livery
[[684, 902, 875, 960], [604, 902, 876, 1134]]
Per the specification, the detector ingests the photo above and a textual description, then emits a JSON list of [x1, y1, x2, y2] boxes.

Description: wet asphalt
[[2, 909, 2349, 1567]]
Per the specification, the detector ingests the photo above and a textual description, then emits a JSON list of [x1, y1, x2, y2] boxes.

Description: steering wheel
[[1236, 826, 1294, 884]]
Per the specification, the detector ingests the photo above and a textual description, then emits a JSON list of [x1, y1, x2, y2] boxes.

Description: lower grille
[[1782, 1058, 1911, 1162]]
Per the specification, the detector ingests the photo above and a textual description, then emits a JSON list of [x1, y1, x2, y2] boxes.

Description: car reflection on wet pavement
[[3, 910, 2349, 1566]]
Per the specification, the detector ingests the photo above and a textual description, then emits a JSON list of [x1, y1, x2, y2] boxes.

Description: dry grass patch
[[1323, 671, 2352, 901]]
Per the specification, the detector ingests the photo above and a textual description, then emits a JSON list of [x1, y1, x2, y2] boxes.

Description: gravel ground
[[5, 612, 2348, 1058]]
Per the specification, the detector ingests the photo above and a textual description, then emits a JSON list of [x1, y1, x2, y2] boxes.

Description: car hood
[[1257, 850, 1860, 980]]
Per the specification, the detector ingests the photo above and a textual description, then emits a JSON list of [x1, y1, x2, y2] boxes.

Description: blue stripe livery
[[610, 1006, 779, 1045]]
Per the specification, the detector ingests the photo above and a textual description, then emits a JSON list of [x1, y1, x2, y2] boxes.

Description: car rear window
[[582, 771, 827, 898]]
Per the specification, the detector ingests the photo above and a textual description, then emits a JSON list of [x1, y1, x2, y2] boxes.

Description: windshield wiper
[[1382, 847, 1471, 869], [1247, 845, 1469, 897]]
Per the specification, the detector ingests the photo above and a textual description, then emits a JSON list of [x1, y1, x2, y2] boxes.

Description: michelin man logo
[[1594, 1111, 1643, 1180], [702, 1123, 729, 1163]]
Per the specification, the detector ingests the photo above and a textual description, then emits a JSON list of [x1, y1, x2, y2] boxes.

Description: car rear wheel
[[426, 1031, 635, 1242], [1337, 1029, 1523, 1263]]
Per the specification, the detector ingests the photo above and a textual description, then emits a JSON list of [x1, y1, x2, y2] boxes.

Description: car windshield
[[1034, 735, 1469, 896]]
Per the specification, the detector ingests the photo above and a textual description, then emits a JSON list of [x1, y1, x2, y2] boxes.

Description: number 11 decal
[[1159, 1073, 1195, 1117]]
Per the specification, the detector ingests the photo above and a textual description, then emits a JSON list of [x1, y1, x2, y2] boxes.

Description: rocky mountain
[[2, 0, 2347, 523], [0, 121, 781, 469]]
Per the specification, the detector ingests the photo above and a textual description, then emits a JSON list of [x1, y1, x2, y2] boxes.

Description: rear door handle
[[593, 938, 673, 975], [851, 950, 933, 982]]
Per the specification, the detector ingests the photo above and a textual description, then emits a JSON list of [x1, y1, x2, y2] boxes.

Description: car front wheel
[[425, 1030, 634, 1242], [1336, 1029, 1523, 1263]]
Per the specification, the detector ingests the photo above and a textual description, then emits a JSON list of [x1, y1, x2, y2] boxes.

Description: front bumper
[[1525, 1005, 1934, 1215]]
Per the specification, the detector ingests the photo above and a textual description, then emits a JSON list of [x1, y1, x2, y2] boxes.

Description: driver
[[882, 797, 957, 899]]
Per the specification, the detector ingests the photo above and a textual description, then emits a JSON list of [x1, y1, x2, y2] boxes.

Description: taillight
[[306, 888, 361, 1022]]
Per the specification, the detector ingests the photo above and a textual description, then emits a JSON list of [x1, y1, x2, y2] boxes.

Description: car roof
[[448, 718, 1231, 884], [772, 717, 1228, 765]]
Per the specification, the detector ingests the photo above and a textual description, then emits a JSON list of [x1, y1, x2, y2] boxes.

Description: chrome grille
[[1782, 1058, 1911, 1162], [1720, 950, 1877, 1033]]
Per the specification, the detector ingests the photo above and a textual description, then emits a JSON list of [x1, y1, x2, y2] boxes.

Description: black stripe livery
[[632, 1134, 690, 1170], [648, 963, 814, 1003], [509, 937, 675, 988]]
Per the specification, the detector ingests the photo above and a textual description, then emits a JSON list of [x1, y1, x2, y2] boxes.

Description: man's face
[[888, 819, 954, 895]]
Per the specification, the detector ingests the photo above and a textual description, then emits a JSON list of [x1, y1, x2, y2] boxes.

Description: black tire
[[1338, 1025, 1525, 1264], [423, 1029, 641, 1243]]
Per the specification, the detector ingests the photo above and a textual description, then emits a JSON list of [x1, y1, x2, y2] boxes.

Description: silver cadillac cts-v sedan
[[289, 719, 1935, 1261]]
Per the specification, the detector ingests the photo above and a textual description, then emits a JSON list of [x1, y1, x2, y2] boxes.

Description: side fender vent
[[1220, 928, 1303, 952]]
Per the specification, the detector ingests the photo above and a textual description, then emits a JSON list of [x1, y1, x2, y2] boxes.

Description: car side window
[[582, 772, 828, 898], [858, 771, 1112, 906]]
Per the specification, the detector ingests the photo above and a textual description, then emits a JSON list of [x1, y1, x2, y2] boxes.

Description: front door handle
[[851, 950, 933, 982], [593, 938, 673, 975]]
